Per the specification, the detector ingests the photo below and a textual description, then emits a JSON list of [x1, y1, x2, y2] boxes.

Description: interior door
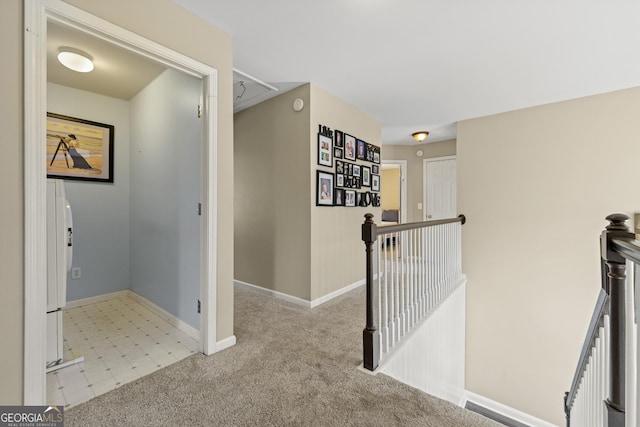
[[424, 157, 456, 221]]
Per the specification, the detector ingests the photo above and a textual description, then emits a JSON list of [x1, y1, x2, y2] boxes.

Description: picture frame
[[334, 188, 345, 206], [372, 164, 379, 174], [335, 173, 345, 188], [46, 113, 115, 182], [345, 190, 356, 207], [316, 170, 334, 206], [362, 166, 371, 187], [372, 174, 380, 192], [318, 134, 333, 167], [353, 164, 361, 178], [336, 160, 344, 174], [334, 130, 344, 148], [334, 147, 343, 159], [373, 146, 381, 164], [366, 143, 375, 162], [356, 139, 367, 161], [344, 134, 356, 161]]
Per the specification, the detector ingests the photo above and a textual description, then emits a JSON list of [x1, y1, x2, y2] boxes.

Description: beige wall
[[3, 0, 234, 402], [382, 140, 456, 222], [0, 0, 24, 405], [234, 85, 312, 299], [309, 84, 382, 300], [381, 168, 400, 211], [458, 87, 640, 425]]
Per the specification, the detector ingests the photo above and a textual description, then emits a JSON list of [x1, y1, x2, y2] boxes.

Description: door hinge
[[198, 299, 201, 314], [198, 203, 202, 216]]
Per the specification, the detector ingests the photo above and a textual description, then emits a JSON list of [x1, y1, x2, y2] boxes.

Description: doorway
[[380, 160, 407, 224], [423, 156, 457, 221], [24, 0, 219, 404]]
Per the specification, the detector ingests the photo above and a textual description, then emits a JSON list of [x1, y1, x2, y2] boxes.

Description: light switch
[[417, 203, 422, 210]]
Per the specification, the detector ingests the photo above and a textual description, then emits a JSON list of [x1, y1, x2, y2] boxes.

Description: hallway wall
[[458, 86, 640, 425], [47, 83, 131, 302]]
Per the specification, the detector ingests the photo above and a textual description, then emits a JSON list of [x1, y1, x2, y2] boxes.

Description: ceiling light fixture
[[412, 131, 429, 143], [57, 47, 94, 73]]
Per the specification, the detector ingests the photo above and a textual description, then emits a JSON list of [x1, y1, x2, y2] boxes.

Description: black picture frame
[[372, 164, 379, 174], [334, 188, 345, 206], [316, 170, 334, 206], [356, 139, 367, 161], [334, 147, 343, 159], [353, 164, 361, 178], [334, 130, 344, 148], [345, 190, 356, 207], [373, 146, 381, 164], [344, 134, 356, 161], [371, 174, 380, 192], [46, 113, 115, 183], [336, 160, 344, 174], [365, 143, 374, 162], [335, 173, 345, 188], [318, 134, 333, 167], [362, 166, 371, 187]]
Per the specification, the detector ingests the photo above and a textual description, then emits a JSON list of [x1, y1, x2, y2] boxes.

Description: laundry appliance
[[46, 178, 73, 369]]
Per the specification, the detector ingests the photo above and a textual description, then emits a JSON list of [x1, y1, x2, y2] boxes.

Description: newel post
[[362, 213, 379, 371], [600, 213, 633, 427]]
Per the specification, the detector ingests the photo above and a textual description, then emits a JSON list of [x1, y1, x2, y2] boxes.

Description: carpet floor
[[66, 285, 500, 426]]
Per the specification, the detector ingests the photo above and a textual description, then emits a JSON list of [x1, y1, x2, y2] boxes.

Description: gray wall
[[47, 83, 131, 301], [130, 69, 202, 329]]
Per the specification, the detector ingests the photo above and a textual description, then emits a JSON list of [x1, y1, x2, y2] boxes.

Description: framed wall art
[[316, 170, 334, 206], [334, 147, 343, 159], [372, 164, 379, 174], [46, 113, 114, 182], [362, 166, 371, 187], [318, 134, 333, 167], [356, 139, 367, 161], [344, 134, 356, 161], [372, 174, 380, 192], [336, 174, 345, 188], [353, 164, 361, 178], [345, 190, 356, 207], [334, 188, 345, 206], [334, 130, 344, 148]]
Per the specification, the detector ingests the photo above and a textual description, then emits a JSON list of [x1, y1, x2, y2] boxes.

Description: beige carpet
[[66, 285, 500, 426]]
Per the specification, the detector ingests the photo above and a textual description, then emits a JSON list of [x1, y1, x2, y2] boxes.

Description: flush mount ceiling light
[[411, 131, 429, 143], [57, 47, 94, 73]]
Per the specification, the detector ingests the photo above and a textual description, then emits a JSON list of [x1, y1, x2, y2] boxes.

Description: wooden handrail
[[376, 214, 466, 236]]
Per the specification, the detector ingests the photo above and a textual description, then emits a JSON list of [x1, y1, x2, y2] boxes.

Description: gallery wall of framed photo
[[316, 124, 381, 207]]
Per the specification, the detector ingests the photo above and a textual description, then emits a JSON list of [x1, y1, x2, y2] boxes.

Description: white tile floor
[[46, 295, 199, 408]]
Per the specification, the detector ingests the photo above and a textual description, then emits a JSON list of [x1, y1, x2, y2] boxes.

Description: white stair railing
[[362, 214, 465, 371]]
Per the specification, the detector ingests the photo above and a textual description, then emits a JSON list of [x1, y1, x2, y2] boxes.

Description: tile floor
[[46, 295, 199, 408]]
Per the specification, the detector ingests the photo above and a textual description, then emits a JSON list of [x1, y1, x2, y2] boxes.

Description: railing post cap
[[364, 213, 374, 222], [605, 213, 630, 231]]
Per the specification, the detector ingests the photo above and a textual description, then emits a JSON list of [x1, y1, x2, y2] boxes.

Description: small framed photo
[[334, 147, 343, 159], [316, 170, 334, 206], [372, 174, 380, 192], [318, 134, 333, 167], [366, 143, 375, 162], [373, 146, 380, 164], [353, 176, 361, 189], [345, 190, 356, 207], [335, 173, 345, 188], [353, 164, 361, 177], [334, 188, 345, 206], [372, 164, 379, 174], [356, 139, 367, 161], [362, 166, 371, 187], [334, 130, 344, 148], [344, 134, 356, 161], [336, 160, 344, 174]]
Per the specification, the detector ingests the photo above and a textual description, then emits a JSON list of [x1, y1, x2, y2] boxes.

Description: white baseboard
[[461, 391, 558, 427], [127, 291, 200, 342], [216, 335, 236, 352], [64, 290, 130, 309], [234, 279, 366, 309]]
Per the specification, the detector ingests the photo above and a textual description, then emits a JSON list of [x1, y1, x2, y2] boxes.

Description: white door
[[423, 157, 456, 221]]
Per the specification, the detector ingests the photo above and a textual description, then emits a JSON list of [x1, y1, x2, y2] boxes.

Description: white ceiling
[[173, 0, 640, 145]]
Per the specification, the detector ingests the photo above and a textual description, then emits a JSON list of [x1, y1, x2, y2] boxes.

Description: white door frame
[[24, 0, 219, 404], [381, 160, 407, 224], [423, 155, 456, 221]]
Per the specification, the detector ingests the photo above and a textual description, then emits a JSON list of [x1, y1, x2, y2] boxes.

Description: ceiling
[[172, 0, 640, 145]]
